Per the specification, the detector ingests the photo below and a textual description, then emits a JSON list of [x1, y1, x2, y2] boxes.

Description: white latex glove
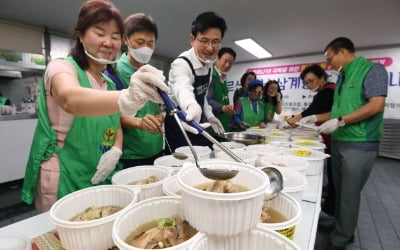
[[91, 146, 122, 185], [299, 115, 317, 124], [118, 65, 169, 117], [317, 118, 339, 134], [185, 103, 202, 123], [180, 121, 211, 135], [208, 116, 225, 135], [278, 121, 291, 129]]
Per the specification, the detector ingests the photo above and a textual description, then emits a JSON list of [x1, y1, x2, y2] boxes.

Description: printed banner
[[227, 48, 400, 119]]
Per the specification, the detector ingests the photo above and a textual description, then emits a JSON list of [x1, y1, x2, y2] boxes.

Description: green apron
[[331, 57, 382, 142], [265, 102, 276, 121], [22, 57, 121, 204], [116, 53, 163, 159], [212, 67, 231, 131], [0, 96, 9, 105], [240, 97, 265, 126]]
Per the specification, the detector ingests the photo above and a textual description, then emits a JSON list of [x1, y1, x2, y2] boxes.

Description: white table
[[0, 172, 323, 250]]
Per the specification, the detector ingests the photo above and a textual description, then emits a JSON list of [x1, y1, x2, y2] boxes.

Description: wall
[[0, 19, 43, 53]]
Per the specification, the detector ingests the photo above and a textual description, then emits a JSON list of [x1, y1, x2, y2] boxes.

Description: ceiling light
[[234, 38, 272, 58]]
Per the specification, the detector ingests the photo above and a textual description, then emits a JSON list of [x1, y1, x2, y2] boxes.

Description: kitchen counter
[[0, 113, 37, 121]]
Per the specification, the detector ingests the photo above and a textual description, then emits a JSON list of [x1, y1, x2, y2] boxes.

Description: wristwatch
[[338, 116, 346, 127]]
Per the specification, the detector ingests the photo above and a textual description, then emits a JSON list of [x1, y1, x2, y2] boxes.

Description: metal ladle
[[158, 89, 240, 181], [261, 167, 284, 200]]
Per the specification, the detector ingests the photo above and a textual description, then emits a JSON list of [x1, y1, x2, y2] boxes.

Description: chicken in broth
[[195, 180, 248, 193], [129, 175, 158, 185], [70, 205, 122, 221], [260, 206, 287, 223], [126, 215, 197, 249]]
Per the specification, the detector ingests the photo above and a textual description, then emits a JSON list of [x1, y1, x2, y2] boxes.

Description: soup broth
[[129, 175, 158, 185], [70, 205, 122, 221], [195, 180, 249, 193], [260, 206, 288, 223]]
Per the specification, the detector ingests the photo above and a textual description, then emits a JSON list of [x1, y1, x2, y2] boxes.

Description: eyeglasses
[[196, 37, 221, 48], [304, 78, 317, 86], [325, 53, 337, 64]]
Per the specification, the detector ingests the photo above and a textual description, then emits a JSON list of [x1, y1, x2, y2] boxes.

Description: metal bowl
[[221, 132, 264, 145]]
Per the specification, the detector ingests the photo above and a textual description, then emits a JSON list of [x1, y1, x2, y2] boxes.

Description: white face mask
[[84, 49, 117, 65], [128, 46, 154, 64], [310, 86, 320, 92], [196, 52, 216, 65]]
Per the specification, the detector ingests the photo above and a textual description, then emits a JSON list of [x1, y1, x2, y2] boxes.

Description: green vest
[[22, 57, 121, 204], [240, 97, 265, 126], [116, 53, 163, 159], [0, 96, 9, 105], [265, 102, 276, 121], [212, 67, 231, 131], [331, 56, 383, 142]]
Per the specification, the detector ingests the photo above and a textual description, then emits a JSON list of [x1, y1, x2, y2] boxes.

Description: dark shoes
[[325, 243, 346, 250]]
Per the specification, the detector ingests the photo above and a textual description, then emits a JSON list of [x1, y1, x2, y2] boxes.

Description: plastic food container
[[282, 148, 329, 176], [266, 130, 290, 142], [290, 135, 322, 142], [162, 175, 181, 197], [153, 155, 194, 175], [189, 226, 301, 250], [112, 165, 171, 201], [0, 232, 30, 250], [212, 141, 246, 152], [290, 140, 326, 152], [214, 149, 257, 167], [112, 196, 201, 250], [175, 146, 212, 160], [177, 160, 269, 236], [245, 144, 283, 167], [49, 185, 138, 250], [259, 155, 310, 175], [258, 192, 302, 239]]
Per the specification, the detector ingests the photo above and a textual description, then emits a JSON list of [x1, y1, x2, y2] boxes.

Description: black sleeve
[[301, 88, 334, 117]]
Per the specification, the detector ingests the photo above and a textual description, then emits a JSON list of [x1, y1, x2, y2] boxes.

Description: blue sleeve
[[364, 63, 388, 99], [233, 100, 243, 125]]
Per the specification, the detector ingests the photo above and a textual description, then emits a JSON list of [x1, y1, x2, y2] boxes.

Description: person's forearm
[[341, 96, 385, 124], [275, 102, 282, 114], [315, 112, 331, 122], [121, 116, 142, 129], [114, 124, 123, 150]]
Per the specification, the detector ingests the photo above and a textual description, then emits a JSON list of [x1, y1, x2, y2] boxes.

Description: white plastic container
[[162, 175, 181, 197], [112, 165, 171, 201], [258, 192, 302, 240], [212, 141, 246, 152], [189, 226, 301, 250], [290, 140, 326, 152], [291, 135, 322, 142], [266, 130, 290, 142], [175, 146, 212, 160], [153, 155, 194, 175], [177, 160, 269, 236], [112, 196, 201, 250], [259, 155, 310, 175], [214, 149, 257, 167], [282, 148, 329, 176], [245, 144, 283, 167], [0, 232, 30, 250], [49, 185, 138, 250]]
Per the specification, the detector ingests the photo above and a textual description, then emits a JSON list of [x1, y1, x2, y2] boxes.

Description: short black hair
[[324, 37, 356, 54], [300, 64, 328, 81], [218, 47, 236, 59], [191, 11, 227, 38], [124, 13, 158, 40], [240, 72, 256, 87]]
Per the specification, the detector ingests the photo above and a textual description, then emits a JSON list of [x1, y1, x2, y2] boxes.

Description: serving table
[[0, 165, 323, 250]]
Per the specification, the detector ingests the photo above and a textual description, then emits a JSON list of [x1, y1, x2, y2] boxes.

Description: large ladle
[[158, 89, 241, 180]]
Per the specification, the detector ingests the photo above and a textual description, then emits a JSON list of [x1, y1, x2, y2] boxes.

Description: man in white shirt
[[165, 11, 227, 151]]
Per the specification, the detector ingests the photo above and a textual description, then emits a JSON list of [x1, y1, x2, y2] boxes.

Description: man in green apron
[[105, 13, 164, 167], [206, 47, 236, 133], [302, 37, 388, 250]]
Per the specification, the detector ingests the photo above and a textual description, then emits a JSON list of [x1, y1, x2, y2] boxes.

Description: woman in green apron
[[21, 0, 168, 212], [262, 80, 283, 122], [233, 79, 267, 130]]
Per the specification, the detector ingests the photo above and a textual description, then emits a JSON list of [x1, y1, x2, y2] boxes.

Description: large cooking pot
[[221, 132, 264, 145]]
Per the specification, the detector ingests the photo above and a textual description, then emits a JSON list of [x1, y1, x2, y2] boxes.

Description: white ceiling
[[1, 0, 399, 63]]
